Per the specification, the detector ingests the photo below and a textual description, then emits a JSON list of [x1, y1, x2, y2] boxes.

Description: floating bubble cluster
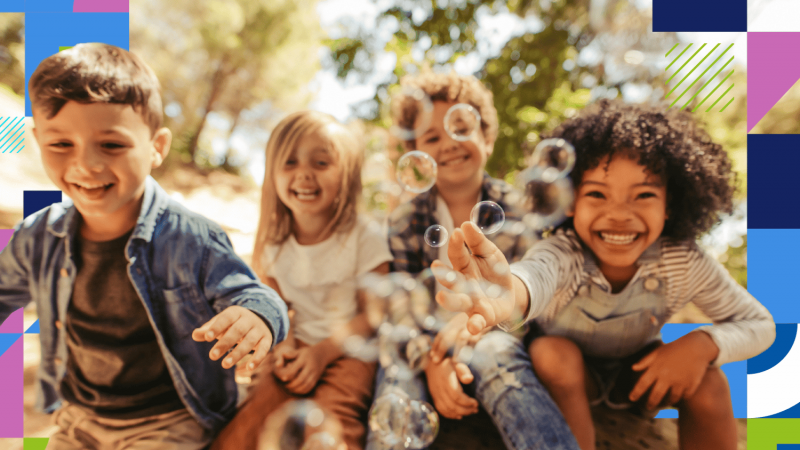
[[396, 151, 438, 194], [443, 103, 481, 142], [369, 389, 439, 449], [470, 201, 505, 235]]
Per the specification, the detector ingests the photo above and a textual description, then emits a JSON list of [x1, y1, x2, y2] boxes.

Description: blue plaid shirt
[[388, 173, 535, 278]]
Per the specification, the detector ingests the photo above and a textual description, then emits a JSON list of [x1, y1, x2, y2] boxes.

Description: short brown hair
[[393, 71, 498, 150], [29, 43, 163, 134]]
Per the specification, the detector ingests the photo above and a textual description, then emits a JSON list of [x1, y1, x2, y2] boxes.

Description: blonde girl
[[212, 111, 392, 450]]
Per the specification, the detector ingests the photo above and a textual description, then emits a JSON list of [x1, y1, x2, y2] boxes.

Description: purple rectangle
[[0, 336, 23, 437], [73, 0, 128, 12], [0, 230, 12, 253]]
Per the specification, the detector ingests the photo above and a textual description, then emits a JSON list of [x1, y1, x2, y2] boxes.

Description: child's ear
[[151, 127, 172, 169]]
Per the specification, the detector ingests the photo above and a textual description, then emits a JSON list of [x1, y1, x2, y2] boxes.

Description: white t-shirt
[[263, 216, 393, 345]]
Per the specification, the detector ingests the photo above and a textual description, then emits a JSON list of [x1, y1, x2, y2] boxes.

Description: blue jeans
[[365, 331, 580, 450]]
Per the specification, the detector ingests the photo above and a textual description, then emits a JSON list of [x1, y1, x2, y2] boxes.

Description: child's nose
[[606, 202, 635, 222], [74, 148, 105, 173]]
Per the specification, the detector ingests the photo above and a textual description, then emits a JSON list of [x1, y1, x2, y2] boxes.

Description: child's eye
[[101, 143, 125, 150], [586, 191, 605, 199], [48, 142, 72, 151], [285, 159, 297, 166], [316, 160, 329, 167], [425, 136, 439, 144], [637, 192, 657, 199]]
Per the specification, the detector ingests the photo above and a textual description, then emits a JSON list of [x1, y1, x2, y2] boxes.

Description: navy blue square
[[748, 135, 800, 229], [653, 0, 746, 32], [23, 191, 62, 219]]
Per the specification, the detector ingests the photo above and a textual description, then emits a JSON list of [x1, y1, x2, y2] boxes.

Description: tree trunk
[[187, 59, 229, 161], [221, 108, 244, 167]]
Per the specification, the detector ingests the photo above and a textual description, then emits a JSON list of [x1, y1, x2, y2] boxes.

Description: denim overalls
[[539, 240, 670, 409]]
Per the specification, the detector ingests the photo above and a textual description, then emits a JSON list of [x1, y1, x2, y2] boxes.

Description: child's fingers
[[220, 329, 262, 369], [667, 385, 684, 406], [466, 314, 488, 336], [460, 221, 505, 261], [454, 362, 474, 385], [431, 263, 466, 291], [430, 333, 449, 365], [276, 359, 302, 382], [446, 228, 471, 273], [286, 366, 309, 391], [646, 380, 670, 410], [631, 351, 656, 372], [629, 368, 657, 402], [248, 339, 272, 371], [191, 315, 219, 342], [446, 369, 479, 412], [196, 307, 241, 343], [435, 290, 473, 313], [208, 319, 254, 362]]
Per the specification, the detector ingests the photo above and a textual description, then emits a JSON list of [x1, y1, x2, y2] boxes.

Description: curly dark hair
[[545, 99, 736, 241]]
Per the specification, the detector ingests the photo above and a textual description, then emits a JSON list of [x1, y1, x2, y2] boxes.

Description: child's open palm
[[192, 305, 274, 370], [629, 331, 720, 409], [432, 222, 515, 335]]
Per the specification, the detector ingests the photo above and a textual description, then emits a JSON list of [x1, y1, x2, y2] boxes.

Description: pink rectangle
[[0, 337, 23, 437], [0, 309, 23, 334], [73, 0, 128, 12], [0, 230, 12, 253]]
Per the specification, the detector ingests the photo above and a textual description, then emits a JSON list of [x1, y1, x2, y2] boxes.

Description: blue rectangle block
[[748, 135, 800, 229], [653, 0, 746, 32], [25, 0, 73, 12], [748, 229, 800, 323], [778, 446, 800, 449], [25, 13, 130, 116], [655, 324, 747, 418], [23, 191, 62, 219], [0, 0, 24, 12]]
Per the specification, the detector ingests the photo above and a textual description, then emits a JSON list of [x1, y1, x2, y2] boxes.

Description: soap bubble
[[378, 323, 427, 381], [259, 400, 346, 450], [443, 103, 481, 142], [390, 87, 434, 141], [470, 201, 505, 235], [529, 138, 576, 183], [369, 389, 440, 449], [405, 400, 440, 449], [424, 225, 449, 247], [396, 151, 437, 194], [517, 169, 574, 230]]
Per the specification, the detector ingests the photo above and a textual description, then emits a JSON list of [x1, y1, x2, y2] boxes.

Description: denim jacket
[[0, 176, 289, 433]]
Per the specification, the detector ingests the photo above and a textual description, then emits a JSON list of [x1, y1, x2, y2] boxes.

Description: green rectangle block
[[749, 419, 800, 449], [23, 438, 49, 450]]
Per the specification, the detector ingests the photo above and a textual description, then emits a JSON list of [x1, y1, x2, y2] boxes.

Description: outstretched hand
[[432, 222, 515, 335], [192, 305, 274, 370]]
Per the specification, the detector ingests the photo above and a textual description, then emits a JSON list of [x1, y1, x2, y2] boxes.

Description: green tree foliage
[[0, 13, 24, 97], [130, 0, 322, 170]]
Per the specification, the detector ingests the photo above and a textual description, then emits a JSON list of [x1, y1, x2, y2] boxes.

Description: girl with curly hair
[[429, 99, 775, 450]]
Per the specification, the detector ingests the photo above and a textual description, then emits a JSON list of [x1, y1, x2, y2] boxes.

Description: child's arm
[[629, 243, 775, 410], [191, 228, 290, 370], [0, 226, 32, 324]]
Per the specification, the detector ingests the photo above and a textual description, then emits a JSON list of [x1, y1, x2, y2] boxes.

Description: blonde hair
[[252, 110, 364, 279]]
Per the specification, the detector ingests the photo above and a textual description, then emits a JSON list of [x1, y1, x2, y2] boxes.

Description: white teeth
[[294, 189, 319, 201], [441, 156, 468, 167], [599, 232, 638, 245], [75, 183, 109, 190]]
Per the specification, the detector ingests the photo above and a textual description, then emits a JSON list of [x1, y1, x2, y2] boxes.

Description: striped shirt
[[510, 229, 775, 366]]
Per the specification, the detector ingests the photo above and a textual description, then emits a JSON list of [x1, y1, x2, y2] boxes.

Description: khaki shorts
[[49, 403, 212, 450]]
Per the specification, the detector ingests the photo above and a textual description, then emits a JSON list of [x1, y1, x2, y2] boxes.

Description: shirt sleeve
[[357, 219, 394, 275], [684, 244, 775, 366], [202, 228, 290, 347], [506, 232, 584, 330], [0, 223, 32, 324]]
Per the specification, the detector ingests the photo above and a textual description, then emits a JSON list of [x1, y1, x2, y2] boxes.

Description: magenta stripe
[[0, 308, 23, 334], [0, 336, 23, 437], [73, 0, 129, 12]]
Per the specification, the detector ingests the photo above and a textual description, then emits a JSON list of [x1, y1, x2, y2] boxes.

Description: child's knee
[[681, 367, 731, 415], [528, 336, 584, 387]]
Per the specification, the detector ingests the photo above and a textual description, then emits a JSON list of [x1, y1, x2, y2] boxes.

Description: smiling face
[[274, 129, 343, 222], [570, 155, 668, 282], [34, 101, 170, 240], [415, 101, 492, 189]]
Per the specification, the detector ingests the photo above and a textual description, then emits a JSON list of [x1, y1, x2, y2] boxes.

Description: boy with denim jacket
[[0, 43, 289, 449]]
